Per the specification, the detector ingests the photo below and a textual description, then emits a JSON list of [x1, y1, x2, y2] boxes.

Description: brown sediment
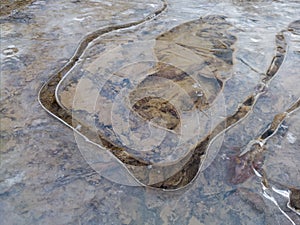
[[39, 1, 298, 189], [260, 112, 287, 139], [263, 31, 287, 82], [40, 12, 234, 177], [286, 98, 300, 113], [290, 188, 300, 211], [132, 96, 181, 131], [0, 0, 34, 17], [151, 94, 256, 189], [258, 98, 300, 143], [150, 137, 210, 189], [39, 0, 168, 167]]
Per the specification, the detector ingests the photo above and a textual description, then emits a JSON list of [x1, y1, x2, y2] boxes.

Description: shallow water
[[1, 0, 300, 224]]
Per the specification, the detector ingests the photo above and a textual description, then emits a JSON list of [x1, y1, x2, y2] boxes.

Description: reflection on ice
[[27, 0, 300, 223]]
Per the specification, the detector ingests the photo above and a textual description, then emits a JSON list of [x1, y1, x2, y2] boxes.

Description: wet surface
[[0, 0, 35, 17], [1, 0, 300, 224]]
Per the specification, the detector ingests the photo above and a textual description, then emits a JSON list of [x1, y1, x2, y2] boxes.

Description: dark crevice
[[39, 0, 168, 167], [39, 4, 298, 189]]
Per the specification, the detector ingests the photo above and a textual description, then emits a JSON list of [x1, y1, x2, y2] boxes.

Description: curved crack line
[[39, 1, 296, 190], [39, 1, 168, 168], [237, 57, 263, 75], [246, 99, 300, 224], [240, 98, 300, 160], [150, 22, 291, 190], [229, 98, 300, 222]]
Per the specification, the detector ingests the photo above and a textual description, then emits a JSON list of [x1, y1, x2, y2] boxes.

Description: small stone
[[286, 132, 296, 144]]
